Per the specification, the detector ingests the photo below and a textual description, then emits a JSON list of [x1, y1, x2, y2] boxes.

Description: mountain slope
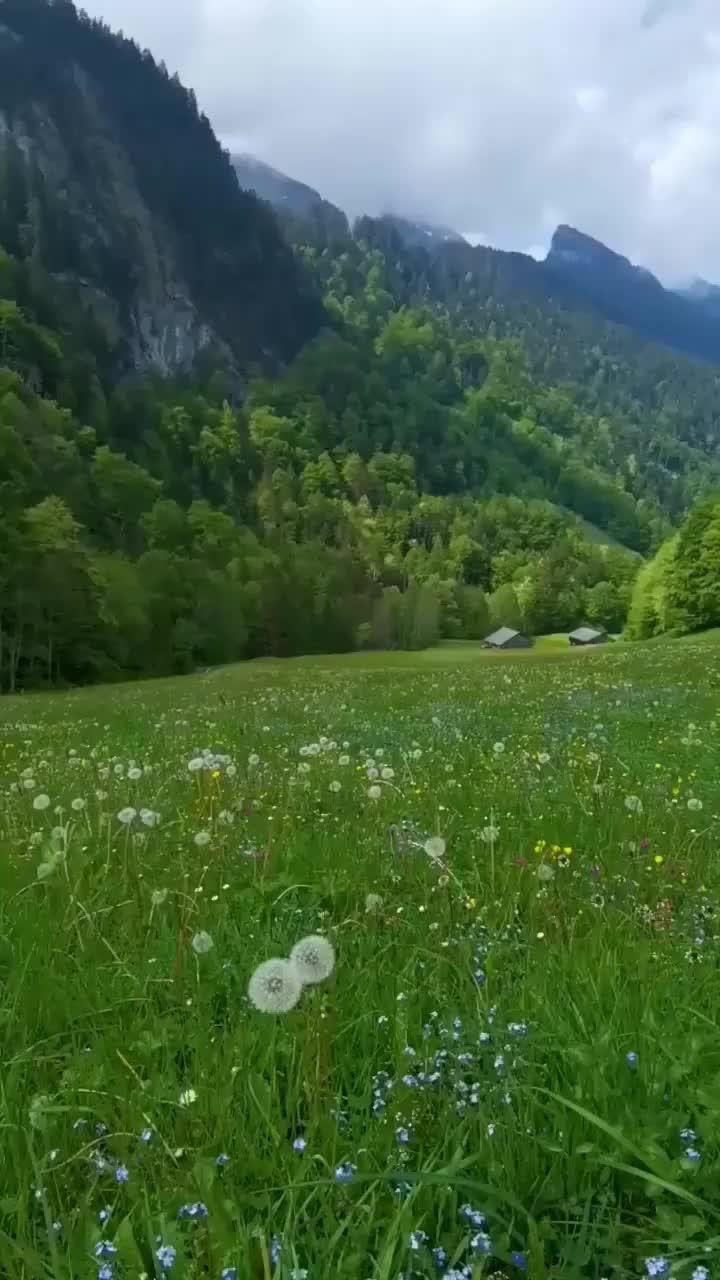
[[232, 154, 349, 247], [0, 0, 323, 373], [545, 226, 720, 363]]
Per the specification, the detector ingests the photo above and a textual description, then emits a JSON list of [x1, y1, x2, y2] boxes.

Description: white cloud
[[81, 0, 720, 281]]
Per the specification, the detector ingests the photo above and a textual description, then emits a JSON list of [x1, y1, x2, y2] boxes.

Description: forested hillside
[[0, 229, 643, 691], [0, 0, 322, 372], [2, 0, 719, 692]]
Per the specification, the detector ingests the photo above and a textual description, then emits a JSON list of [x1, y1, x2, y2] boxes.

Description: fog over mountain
[[81, 0, 720, 284]]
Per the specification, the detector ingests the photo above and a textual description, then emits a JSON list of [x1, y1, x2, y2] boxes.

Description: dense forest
[[0, 232, 645, 691], [1, 0, 719, 692], [626, 492, 720, 641]]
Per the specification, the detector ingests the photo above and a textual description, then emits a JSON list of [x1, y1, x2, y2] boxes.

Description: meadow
[[0, 633, 719, 1280]]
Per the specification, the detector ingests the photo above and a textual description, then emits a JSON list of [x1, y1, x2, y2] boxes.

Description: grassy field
[[1, 633, 719, 1280]]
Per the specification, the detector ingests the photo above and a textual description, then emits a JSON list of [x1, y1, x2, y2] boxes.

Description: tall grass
[[0, 633, 718, 1279]]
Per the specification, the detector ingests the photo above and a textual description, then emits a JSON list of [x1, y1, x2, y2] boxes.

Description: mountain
[[0, 0, 323, 374], [544, 226, 720, 363], [675, 276, 720, 320], [232, 154, 349, 247], [376, 214, 468, 251]]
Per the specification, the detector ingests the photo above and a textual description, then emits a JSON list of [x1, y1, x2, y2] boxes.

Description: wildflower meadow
[[1, 634, 719, 1280]]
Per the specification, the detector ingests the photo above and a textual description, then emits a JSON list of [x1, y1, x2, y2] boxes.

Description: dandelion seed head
[[290, 935, 335, 985], [248, 958, 303, 1013]]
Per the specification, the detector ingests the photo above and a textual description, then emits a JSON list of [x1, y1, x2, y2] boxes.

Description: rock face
[[0, 0, 322, 374]]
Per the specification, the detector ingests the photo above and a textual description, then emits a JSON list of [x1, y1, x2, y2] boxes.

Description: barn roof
[[485, 627, 521, 645], [569, 626, 606, 642]]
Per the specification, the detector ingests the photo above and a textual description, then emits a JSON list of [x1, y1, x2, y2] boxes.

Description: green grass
[[1, 632, 719, 1279]]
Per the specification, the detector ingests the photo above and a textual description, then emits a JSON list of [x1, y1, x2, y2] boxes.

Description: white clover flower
[[367, 785, 382, 800], [33, 794, 51, 812], [687, 797, 703, 812], [191, 931, 214, 955], [127, 767, 142, 781], [290, 935, 335, 985], [624, 795, 643, 814], [424, 836, 446, 863], [117, 806, 137, 825], [193, 831, 211, 847], [248, 958, 303, 1014], [71, 798, 85, 812]]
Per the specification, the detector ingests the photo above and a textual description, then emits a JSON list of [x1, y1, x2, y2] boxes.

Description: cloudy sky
[[83, 0, 720, 283]]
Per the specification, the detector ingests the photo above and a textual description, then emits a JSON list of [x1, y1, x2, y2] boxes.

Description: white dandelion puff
[[248, 958, 303, 1014], [127, 767, 142, 781], [33, 794, 51, 812], [117, 806, 137, 825], [367, 785, 382, 800], [423, 836, 446, 863], [193, 831, 211, 848], [191, 931, 214, 955], [624, 795, 643, 814], [70, 797, 85, 812], [290, 935, 335, 986], [687, 797, 703, 812]]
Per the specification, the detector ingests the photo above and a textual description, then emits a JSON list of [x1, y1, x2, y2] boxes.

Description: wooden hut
[[568, 626, 608, 646], [483, 627, 533, 650]]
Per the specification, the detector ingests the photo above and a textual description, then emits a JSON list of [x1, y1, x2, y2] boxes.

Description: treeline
[[626, 493, 720, 640]]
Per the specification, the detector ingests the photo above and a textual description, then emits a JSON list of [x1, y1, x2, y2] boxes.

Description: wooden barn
[[568, 626, 608, 647], [483, 627, 533, 650]]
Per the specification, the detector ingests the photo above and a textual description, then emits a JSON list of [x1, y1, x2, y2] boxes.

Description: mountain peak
[[548, 225, 660, 286]]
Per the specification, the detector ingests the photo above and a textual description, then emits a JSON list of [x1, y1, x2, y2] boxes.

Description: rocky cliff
[[0, 0, 323, 375]]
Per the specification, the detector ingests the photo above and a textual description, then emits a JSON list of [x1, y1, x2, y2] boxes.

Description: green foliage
[[627, 492, 720, 641]]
